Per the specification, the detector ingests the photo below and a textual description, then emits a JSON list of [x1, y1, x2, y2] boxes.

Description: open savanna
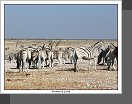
[[4, 39, 118, 90]]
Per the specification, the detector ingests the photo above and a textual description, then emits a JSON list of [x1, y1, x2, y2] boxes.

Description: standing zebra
[[14, 49, 28, 72], [64, 47, 75, 64], [72, 41, 106, 72], [105, 45, 118, 70], [97, 43, 116, 65], [8, 52, 14, 64]]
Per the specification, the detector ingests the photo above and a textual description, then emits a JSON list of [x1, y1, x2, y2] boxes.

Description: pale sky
[[5, 4, 117, 39]]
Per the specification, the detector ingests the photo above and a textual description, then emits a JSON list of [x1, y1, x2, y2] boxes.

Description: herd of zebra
[[5, 40, 118, 72]]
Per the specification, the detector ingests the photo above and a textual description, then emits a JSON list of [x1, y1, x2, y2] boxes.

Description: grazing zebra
[[105, 46, 118, 70], [72, 41, 106, 72]]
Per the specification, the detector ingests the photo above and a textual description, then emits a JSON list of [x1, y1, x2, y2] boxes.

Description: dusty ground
[[4, 39, 118, 90]]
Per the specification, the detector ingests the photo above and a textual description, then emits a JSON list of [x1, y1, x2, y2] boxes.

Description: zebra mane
[[110, 43, 116, 47], [93, 41, 104, 47], [83, 41, 104, 52]]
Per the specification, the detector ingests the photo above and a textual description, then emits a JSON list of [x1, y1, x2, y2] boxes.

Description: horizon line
[[4, 38, 117, 40]]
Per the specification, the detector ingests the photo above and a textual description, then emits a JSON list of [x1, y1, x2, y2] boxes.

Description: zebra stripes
[[105, 45, 118, 70], [72, 41, 106, 72], [5, 41, 118, 72]]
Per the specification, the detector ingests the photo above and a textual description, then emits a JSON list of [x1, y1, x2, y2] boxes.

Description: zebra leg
[[16, 59, 19, 69], [32, 61, 35, 68], [51, 58, 54, 67], [18, 60, 21, 72], [48, 59, 51, 67], [28, 60, 31, 69], [74, 62, 77, 72], [37, 57, 41, 69], [45, 59, 48, 67], [63, 59, 65, 71], [42, 60, 45, 68], [19, 64, 21, 72], [35, 57, 39, 69], [34, 61, 36, 68], [59, 58, 64, 70], [102, 57, 104, 65], [107, 58, 111, 70], [42, 58, 46, 68], [116, 57, 118, 70], [58, 58, 62, 67], [113, 64, 116, 70], [49, 58, 53, 68], [63, 58, 65, 64], [70, 57, 74, 64], [73, 58, 78, 72], [107, 63, 111, 70], [23, 60, 27, 71], [41, 59, 47, 68], [88, 60, 90, 71], [22, 61, 24, 72], [94, 58, 97, 71], [97, 55, 102, 65], [70, 58, 72, 64], [24, 59, 28, 69], [112, 59, 116, 70]]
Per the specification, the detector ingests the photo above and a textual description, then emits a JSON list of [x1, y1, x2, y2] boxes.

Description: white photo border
[[0, 0, 122, 94]]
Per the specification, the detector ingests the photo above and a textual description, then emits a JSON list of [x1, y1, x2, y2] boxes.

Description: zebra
[[97, 45, 112, 65], [72, 41, 106, 72], [37, 46, 50, 68], [14, 49, 28, 72], [97, 43, 116, 65], [14, 50, 22, 70], [41, 44, 54, 68], [7, 52, 14, 64], [105, 45, 118, 70], [16, 48, 29, 72], [64, 47, 75, 64], [31, 48, 39, 69], [53, 48, 66, 66], [48, 47, 72, 67], [97, 49, 108, 65], [14, 47, 36, 71], [34, 44, 54, 68]]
